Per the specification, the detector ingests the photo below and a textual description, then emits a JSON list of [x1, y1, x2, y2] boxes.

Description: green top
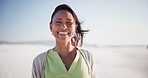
[[44, 49, 90, 78]]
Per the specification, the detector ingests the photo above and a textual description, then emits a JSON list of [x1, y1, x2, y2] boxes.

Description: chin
[[56, 38, 71, 43]]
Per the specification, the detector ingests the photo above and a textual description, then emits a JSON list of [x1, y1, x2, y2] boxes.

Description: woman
[[32, 4, 97, 78]]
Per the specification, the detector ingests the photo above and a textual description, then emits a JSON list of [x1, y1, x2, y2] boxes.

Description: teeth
[[58, 32, 68, 35]]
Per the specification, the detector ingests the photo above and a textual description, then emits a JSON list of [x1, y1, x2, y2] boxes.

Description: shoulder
[[32, 50, 49, 78], [77, 47, 95, 64], [77, 47, 93, 58], [77, 47, 94, 64], [77, 47, 98, 78], [33, 50, 48, 64]]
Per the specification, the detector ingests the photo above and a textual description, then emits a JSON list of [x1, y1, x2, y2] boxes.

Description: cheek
[[51, 26, 58, 35], [70, 27, 77, 36], [51, 25, 58, 31], [70, 26, 76, 33], [72, 24, 77, 31]]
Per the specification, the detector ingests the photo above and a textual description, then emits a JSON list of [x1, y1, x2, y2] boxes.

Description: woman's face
[[50, 10, 77, 43]]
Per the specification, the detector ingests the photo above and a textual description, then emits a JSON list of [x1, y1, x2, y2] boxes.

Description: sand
[[0, 44, 148, 78]]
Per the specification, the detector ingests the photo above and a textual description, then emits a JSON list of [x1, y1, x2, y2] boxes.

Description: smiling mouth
[[58, 32, 69, 35]]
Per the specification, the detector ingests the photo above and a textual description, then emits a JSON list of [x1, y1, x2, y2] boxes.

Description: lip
[[58, 32, 70, 35]]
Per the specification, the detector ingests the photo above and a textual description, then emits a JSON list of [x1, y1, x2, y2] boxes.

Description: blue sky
[[0, 0, 148, 45]]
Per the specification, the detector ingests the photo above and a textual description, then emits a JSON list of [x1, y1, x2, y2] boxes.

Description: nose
[[61, 23, 67, 29]]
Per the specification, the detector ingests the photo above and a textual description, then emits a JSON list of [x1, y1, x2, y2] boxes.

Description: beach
[[0, 44, 148, 78]]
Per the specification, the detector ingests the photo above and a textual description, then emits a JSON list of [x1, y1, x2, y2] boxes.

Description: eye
[[55, 21, 62, 24], [66, 21, 73, 26]]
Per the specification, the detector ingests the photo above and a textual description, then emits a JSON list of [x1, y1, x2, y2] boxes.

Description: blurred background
[[0, 0, 148, 45], [0, 0, 148, 78]]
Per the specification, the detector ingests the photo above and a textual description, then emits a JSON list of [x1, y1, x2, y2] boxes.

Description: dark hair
[[50, 4, 89, 46]]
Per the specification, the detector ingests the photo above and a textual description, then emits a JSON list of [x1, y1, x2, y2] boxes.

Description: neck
[[53, 40, 76, 56]]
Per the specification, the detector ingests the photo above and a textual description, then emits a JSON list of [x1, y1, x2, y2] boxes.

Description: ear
[[75, 24, 78, 28], [71, 37, 76, 46], [49, 23, 52, 32], [75, 24, 78, 32]]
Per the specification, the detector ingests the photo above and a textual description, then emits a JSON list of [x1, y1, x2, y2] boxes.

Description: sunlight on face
[[50, 10, 77, 43]]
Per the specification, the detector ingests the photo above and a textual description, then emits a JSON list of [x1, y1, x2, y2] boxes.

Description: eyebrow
[[66, 18, 72, 21], [55, 18, 73, 21], [55, 18, 62, 20]]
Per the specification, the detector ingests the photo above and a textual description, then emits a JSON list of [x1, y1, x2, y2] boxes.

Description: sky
[[0, 0, 148, 45]]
